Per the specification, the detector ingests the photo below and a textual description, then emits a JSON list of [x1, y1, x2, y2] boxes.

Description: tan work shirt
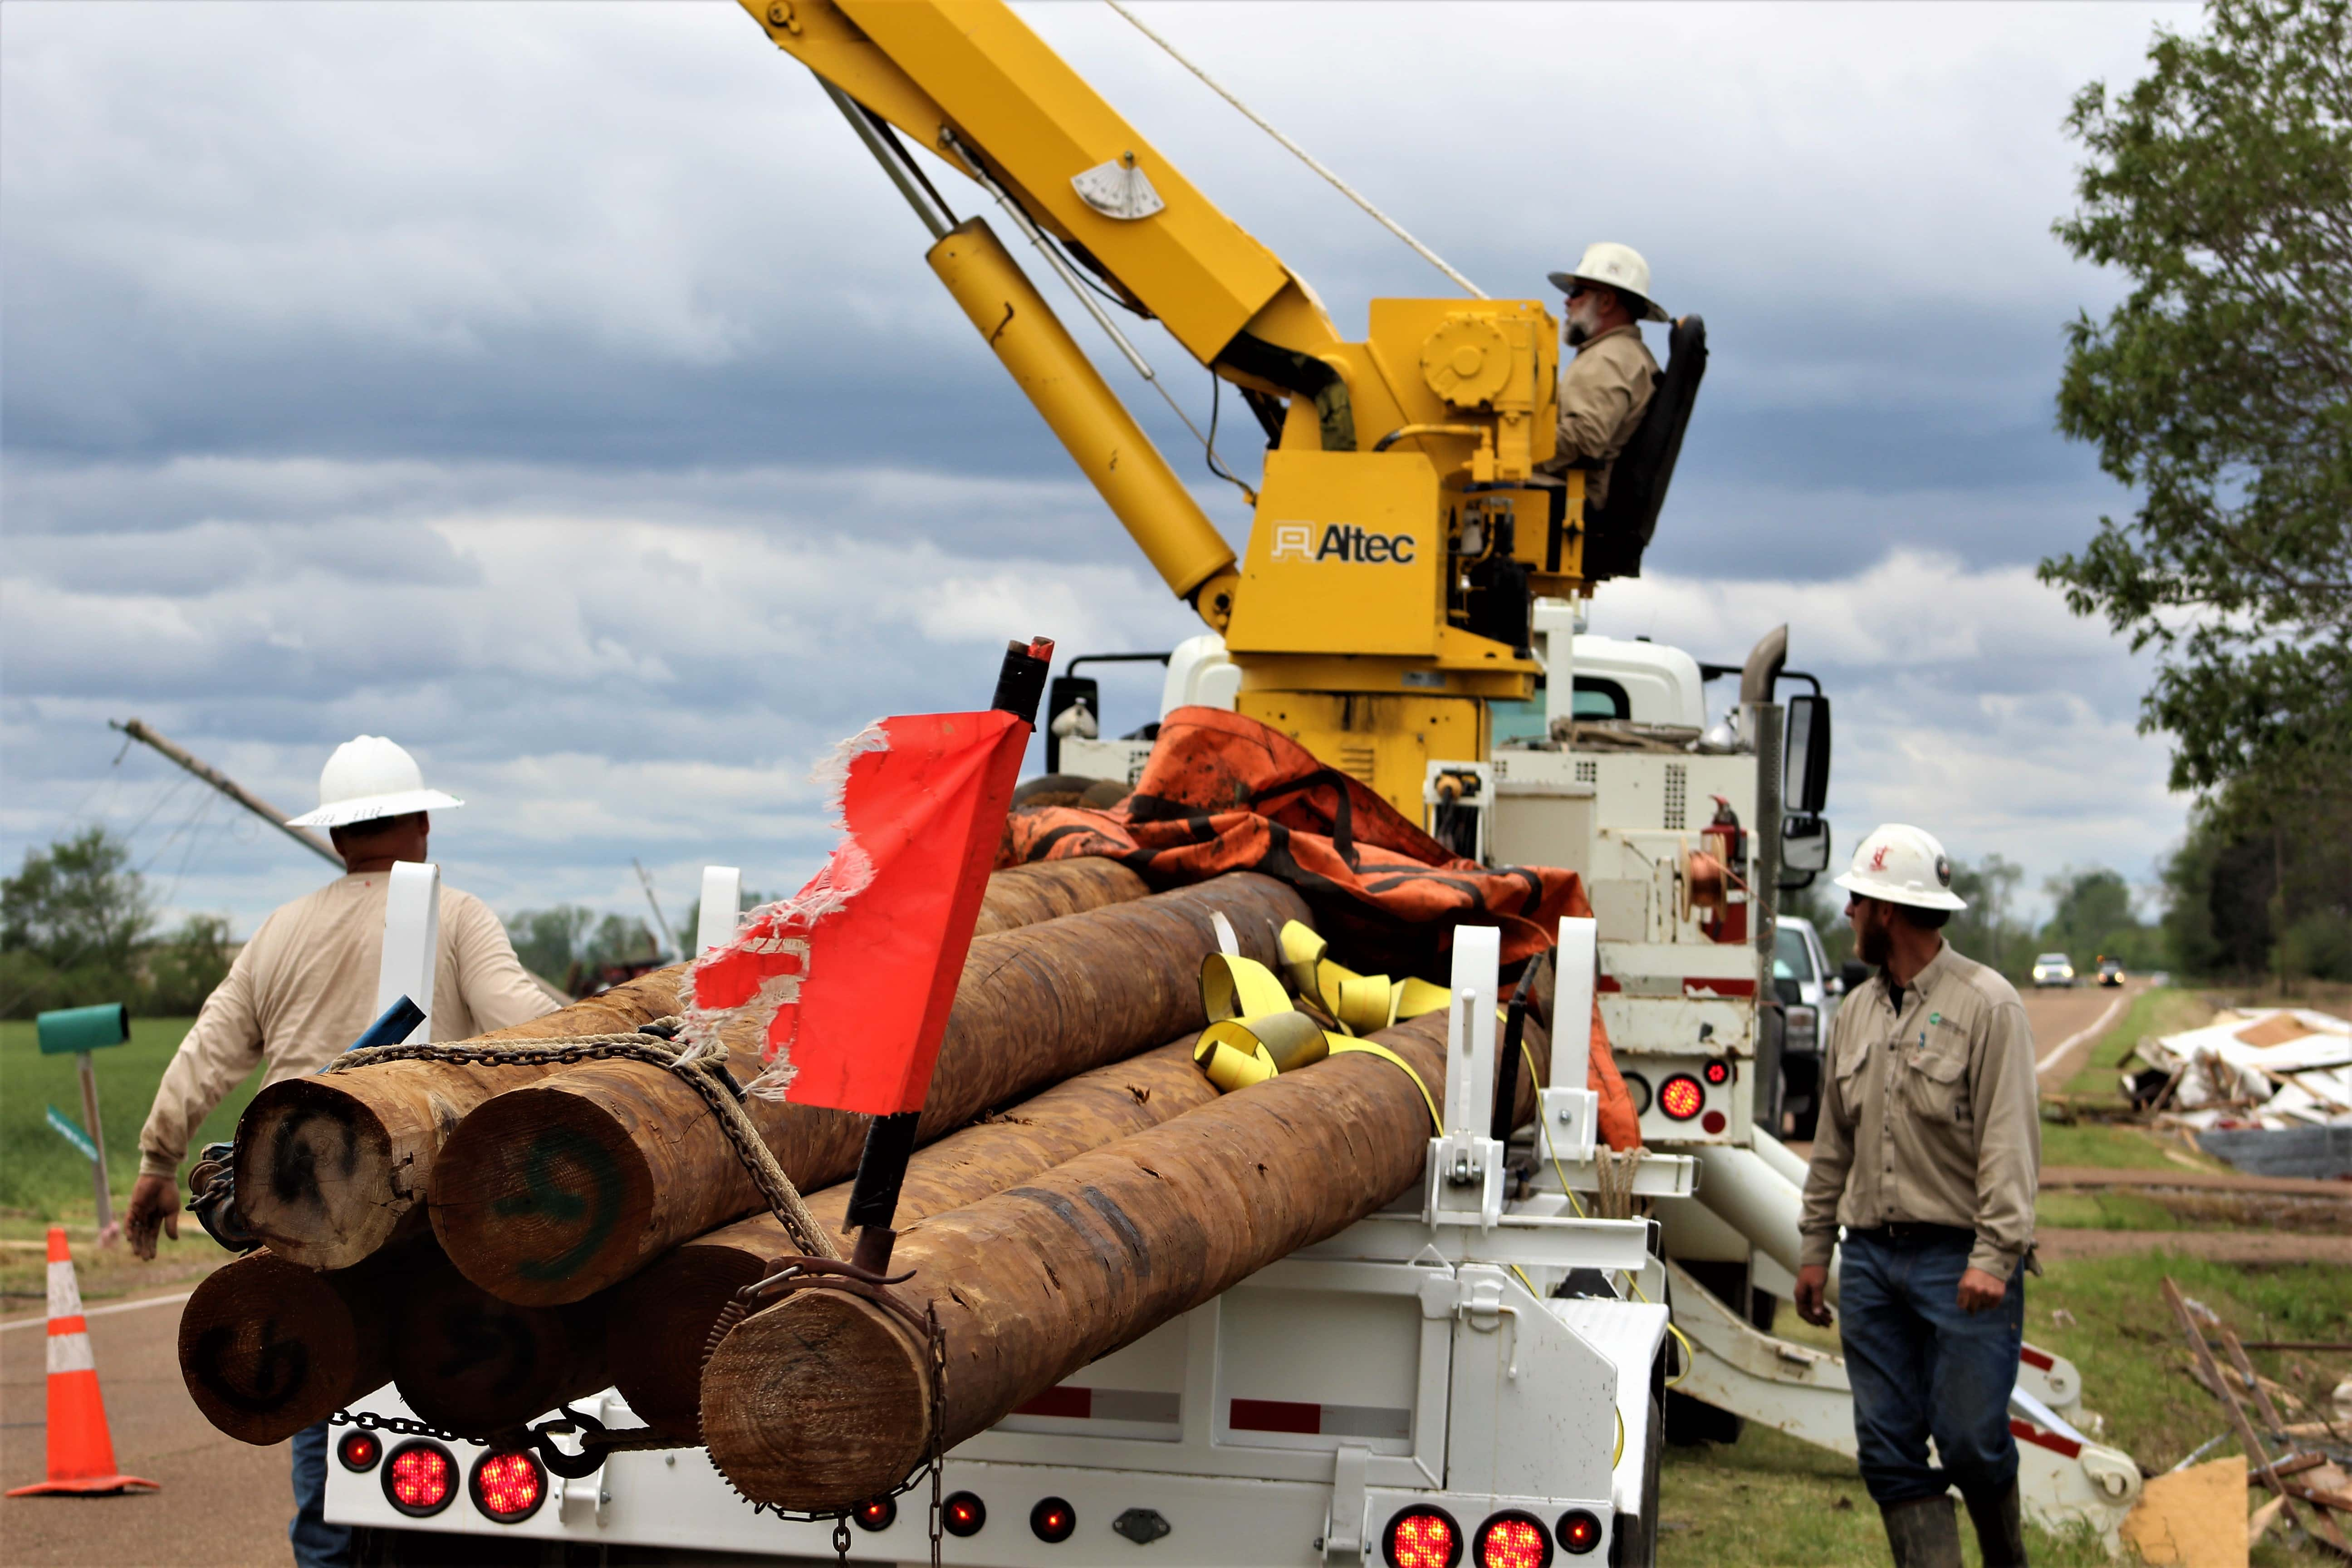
[[1540, 323, 1658, 512], [137, 872, 557, 1179], [1798, 943, 2040, 1279]]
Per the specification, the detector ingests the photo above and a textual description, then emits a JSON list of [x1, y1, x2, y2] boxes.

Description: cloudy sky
[[2, 0, 2197, 944]]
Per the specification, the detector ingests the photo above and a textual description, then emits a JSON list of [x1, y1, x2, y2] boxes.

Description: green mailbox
[[36, 1003, 132, 1242], [36, 1003, 131, 1056]]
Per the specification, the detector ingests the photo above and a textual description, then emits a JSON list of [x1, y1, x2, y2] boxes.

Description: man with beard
[[1793, 824, 2038, 1568], [1539, 242, 1667, 511]]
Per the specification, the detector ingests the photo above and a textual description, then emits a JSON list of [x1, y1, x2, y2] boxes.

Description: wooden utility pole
[[109, 719, 343, 870], [427, 876, 1310, 1306], [604, 1035, 1218, 1434]]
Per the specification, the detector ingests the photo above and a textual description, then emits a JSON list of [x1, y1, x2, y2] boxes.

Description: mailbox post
[[37, 1004, 133, 1242]]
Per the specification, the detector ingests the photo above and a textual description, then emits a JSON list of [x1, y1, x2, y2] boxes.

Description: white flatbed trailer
[[333, 923, 1687, 1566]]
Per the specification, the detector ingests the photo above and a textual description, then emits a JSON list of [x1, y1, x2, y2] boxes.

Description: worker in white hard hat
[[125, 735, 557, 1568], [1539, 241, 1668, 511], [1793, 825, 2038, 1568]]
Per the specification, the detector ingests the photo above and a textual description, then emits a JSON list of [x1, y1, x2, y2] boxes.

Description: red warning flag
[[685, 708, 1033, 1115]]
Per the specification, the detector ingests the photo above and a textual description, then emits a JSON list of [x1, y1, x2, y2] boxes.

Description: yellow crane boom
[[739, 0, 1597, 814]]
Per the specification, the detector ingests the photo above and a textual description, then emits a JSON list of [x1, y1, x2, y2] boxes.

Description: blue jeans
[[1838, 1229, 2024, 1506], [290, 1421, 354, 1568]]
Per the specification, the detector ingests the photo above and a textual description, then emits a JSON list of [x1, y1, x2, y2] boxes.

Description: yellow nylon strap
[[1328, 1039, 1442, 1132]]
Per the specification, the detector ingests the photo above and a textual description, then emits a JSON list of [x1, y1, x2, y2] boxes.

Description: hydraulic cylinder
[[927, 218, 1238, 619]]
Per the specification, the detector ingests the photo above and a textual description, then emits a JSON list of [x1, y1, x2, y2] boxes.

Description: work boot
[[1960, 1483, 2028, 1568], [1878, 1495, 1962, 1568]]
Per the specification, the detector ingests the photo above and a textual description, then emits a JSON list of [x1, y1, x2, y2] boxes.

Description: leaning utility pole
[[109, 718, 344, 871]]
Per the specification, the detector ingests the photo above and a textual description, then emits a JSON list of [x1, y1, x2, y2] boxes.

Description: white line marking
[[1, 1289, 194, 1333], [2036, 992, 2131, 1075]]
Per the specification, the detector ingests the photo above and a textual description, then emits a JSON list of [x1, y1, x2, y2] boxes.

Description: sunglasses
[[1563, 284, 1592, 300]]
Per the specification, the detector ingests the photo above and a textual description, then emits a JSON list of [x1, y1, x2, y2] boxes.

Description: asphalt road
[[2023, 977, 2141, 1088], [1, 1285, 290, 1567]]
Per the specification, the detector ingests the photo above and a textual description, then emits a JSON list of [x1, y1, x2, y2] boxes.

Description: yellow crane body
[[743, 0, 1612, 817]]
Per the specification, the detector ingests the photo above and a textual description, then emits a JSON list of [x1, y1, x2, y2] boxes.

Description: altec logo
[[1269, 523, 1417, 564]]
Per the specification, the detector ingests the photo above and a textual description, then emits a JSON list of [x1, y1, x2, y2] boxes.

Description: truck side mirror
[[1779, 813, 1830, 884], [1783, 695, 1831, 815]]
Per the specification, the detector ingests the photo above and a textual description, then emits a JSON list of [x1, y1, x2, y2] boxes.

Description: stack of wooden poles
[[177, 858, 1548, 1515]]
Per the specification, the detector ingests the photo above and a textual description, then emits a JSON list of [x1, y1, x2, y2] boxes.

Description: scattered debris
[[2158, 1274, 2352, 1560], [2122, 1455, 2246, 1566], [2124, 1008, 2352, 1153]]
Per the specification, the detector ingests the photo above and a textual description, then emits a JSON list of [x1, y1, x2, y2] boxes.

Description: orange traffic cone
[[5, 1226, 158, 1496]]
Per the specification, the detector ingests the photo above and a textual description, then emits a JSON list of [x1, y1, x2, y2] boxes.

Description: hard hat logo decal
[[1868, 844, 1891, 872]]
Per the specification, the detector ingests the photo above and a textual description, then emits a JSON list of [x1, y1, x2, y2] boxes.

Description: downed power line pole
[[110, 717, 344, 869], [428, 874, 1309, 1305]]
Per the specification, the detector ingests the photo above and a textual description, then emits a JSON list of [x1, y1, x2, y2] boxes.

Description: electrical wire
[[1201, 369, 1254, 501], [942, 127, 1257, 508], [1103, 0, 1486, 299]]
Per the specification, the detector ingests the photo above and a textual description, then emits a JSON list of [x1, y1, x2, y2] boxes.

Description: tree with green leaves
[[2049, 0, 2352, 984], [2045, 0, 2349, 802]]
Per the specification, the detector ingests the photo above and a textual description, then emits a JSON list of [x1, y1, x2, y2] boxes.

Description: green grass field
[[0, 1014, 256, 1219], [1662, 1249, 2352, 1566]]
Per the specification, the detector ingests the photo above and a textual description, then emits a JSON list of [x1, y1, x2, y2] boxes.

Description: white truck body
[[331, 915, 1688, 1566]]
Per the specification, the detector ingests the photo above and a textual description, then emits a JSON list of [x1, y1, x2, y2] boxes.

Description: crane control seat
[[1548, 313, 1709, 582]]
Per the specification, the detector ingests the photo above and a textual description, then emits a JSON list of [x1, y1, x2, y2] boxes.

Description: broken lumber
[[430, 874, 1309, 1305], [232, 961, 695, 1270], [604, 1035, 1215, 1434], [177, 1245, 404, 1445], [701, 1010, 1548, 1511], [390, 1247, 608, 1438], [230, 858, 1155, 1273]]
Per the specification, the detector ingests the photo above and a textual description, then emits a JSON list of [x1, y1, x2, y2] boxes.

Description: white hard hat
[[1833, 823, 1967, 912], [284, 735, 462, 829], [1547, 242, 1670, 323]]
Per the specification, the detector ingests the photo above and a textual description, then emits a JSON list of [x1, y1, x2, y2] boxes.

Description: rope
[[1518, 1039, 1693, 1385], [328, 1021, 839, 1262], [1103, 0, 1486, 300]]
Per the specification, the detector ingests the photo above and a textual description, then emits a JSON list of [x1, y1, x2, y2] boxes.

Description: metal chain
[[833, 1518, 853, 1563], [325, 1019, 837, 1259], [325, 1018, 843, 1467], [330, 1408, 465, 1444], [927, 1305, 948, 1568]]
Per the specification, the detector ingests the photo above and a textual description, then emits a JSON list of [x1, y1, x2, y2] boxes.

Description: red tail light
[[1029, 1496, 1077, 1543], [854, 1495, 897, 1532], [1701, 1060, 1731, 1086], [1657, 1073, 1705, 1120], [382, 1441, 455, 1518], [336, 1431, 381, 1473], [1384, 1506, 1463, 1568], [1476, 1511, 1552, 1568], [1556, 1509, 1603, 1555], [942, 1491, 987, 1537], [469, 1450, 546, 1524]]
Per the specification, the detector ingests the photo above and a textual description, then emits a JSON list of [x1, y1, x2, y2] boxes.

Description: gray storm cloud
[[2, 0, 2197, 934]]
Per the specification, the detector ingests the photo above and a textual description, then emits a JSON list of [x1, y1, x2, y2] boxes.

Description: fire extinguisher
[[1700, 795, 1749, 945]]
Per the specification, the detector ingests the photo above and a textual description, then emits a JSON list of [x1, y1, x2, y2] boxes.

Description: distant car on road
[[1772, 916, 1844, 1141], [2096, 956, 2126, 988], [2032, 952, 2077, 988]]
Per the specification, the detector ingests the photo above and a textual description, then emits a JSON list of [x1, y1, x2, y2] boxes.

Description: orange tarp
[[1003, 706, 1641, 1149]]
